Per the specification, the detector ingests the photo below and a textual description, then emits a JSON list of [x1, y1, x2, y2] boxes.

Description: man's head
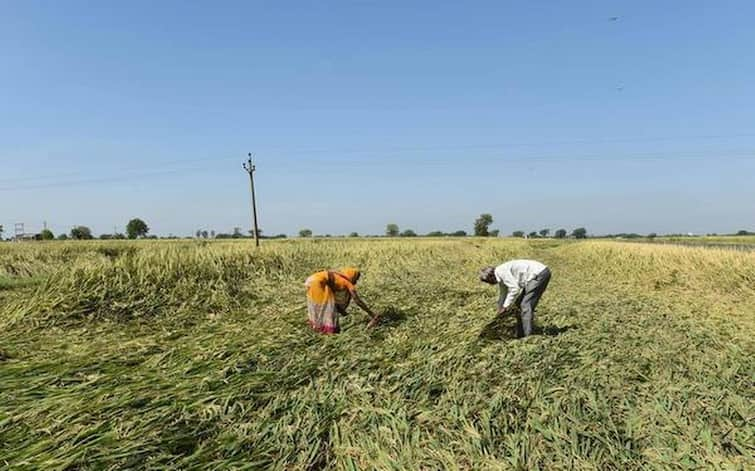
[[479, 266, 497, 285]]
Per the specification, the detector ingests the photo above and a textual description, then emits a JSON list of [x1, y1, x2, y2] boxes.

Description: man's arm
[[497, 283, 506, 309], [498, 274, 521, 313]]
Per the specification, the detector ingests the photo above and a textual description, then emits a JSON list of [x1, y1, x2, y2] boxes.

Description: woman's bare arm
[[350, 289, 380, 325]]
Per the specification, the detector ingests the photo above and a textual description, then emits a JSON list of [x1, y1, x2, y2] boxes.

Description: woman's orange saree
[[304, 267, 360, 334]]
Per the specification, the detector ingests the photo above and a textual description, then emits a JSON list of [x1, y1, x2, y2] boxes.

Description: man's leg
[[519, 297, 534, 337], [519, 268, 551, 337], [514, 293, 525, 337]]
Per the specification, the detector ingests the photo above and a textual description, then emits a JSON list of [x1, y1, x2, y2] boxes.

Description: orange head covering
[[337, 267, 361, 284]]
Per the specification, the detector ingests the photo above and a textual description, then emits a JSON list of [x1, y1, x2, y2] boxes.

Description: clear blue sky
[[2, 1, 754, 237]]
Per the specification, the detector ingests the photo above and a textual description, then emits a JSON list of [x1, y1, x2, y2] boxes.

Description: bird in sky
[[609, 16, 620, 21]]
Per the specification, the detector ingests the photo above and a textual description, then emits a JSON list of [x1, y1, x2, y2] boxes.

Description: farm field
[[1, 238, 753, 469], [650, 235, 755, 249], [588, 235, 755, 251]]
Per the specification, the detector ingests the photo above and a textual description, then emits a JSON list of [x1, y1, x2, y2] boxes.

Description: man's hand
[[497, 306, 508, 317], [367, 316, 380, 328]]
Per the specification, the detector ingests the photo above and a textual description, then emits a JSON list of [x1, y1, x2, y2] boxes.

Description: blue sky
[[1, 1, 754, 237]]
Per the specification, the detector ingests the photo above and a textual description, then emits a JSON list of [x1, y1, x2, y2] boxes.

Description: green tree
[[70, 226, 93, 240], [57, 233, 69, 240], [299, 229, 313, 238], [539, 229, 550, 238], [474, 214, 493, 236], [555, 228, 567, 239], [452, 230, 467, 237], [40, 229, 54, 240], [427, 231, 445, 237], [736, 229, 752, 236], [572, 227, 588, 239], [386, 224, 400, 237], [512, 230, 525, 238], [349, 232, 359, 237], [126, 218, 149, 239], [489, 229, 500, 237], [647, 232, 657, 239], [528, 231, 539, 238], [400, 229, 417, 237]]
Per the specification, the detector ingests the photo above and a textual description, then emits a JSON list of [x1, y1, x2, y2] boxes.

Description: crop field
[[1, 238, 753, 469], [648, 235, 755, 251], [654, 235, 755, 245]]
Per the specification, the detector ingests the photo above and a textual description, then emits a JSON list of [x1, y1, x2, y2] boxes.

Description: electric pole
[[243, 152, 261, 247]]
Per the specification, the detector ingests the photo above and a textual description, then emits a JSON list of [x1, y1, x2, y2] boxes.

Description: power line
[[257, 132, 755, 155], [1, 149, 754, 192], [326, 151, 755, 167], [0, 156, 241, 184], [0, 166, 216, 191], [3, 131, 755, 184]]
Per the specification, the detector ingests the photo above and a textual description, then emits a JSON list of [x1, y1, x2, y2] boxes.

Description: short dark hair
[[479, 266, 495, 282]]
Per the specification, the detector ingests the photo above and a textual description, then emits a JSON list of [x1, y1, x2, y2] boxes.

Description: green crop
[[1, 238, 753, 469]]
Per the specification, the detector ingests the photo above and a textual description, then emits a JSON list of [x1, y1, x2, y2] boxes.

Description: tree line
[[0, 219, 152, 241], [2, 217, 752, 241], [510, 228, 587, 239], [298, 214, 582, 238]]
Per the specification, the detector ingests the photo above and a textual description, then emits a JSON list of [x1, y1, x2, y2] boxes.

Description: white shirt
[[495, 259, 548, 308]]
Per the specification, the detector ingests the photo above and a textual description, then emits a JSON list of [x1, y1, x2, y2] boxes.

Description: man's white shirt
[[495, 260, 548, 308]]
